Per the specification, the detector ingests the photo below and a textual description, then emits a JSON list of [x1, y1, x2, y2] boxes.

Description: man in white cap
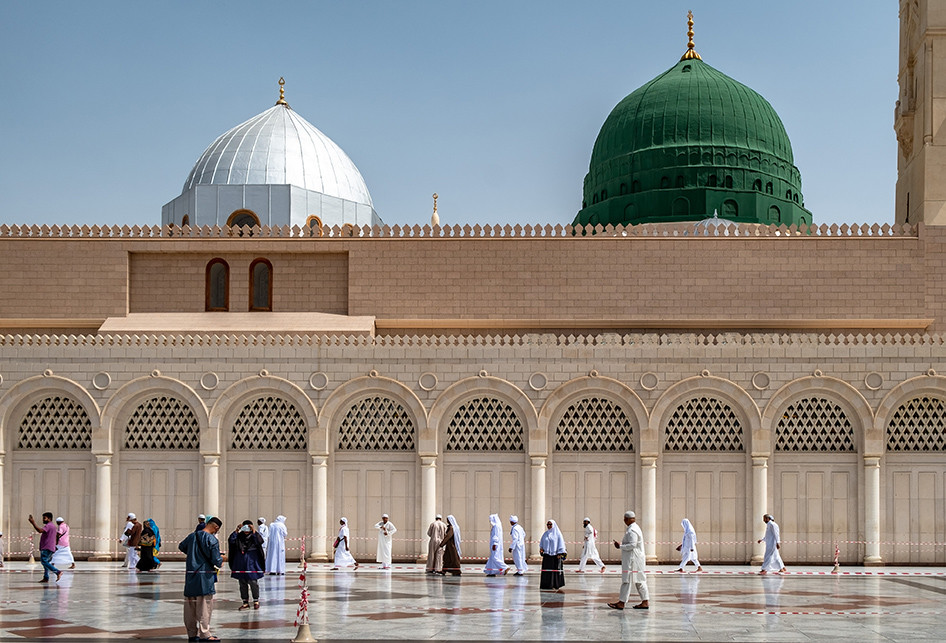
[[578, 517, 605, 573], [51, 517, 75, 570], [265, 515, 287, 575], [374, 514, 397, 569], [426, 514, 446, 574], [195, 514, 206, 533], [757, 514, 786, 574], [257, 517, 269, 551], [608, 510, 649, 610], [123, 513, 142, 569], [508, 515, 528, 575]]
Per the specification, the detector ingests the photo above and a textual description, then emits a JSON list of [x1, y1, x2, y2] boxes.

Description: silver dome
[[182, 103, 373, 207]]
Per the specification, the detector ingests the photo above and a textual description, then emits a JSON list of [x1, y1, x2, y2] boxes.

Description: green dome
[[575, 57, 812, 228]]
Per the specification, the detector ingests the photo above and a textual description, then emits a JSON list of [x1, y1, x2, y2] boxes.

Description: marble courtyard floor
[[0, 562, 943, 640]]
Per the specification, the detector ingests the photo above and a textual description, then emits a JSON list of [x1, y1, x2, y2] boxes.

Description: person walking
[[123, 513, 143, 569], [228, 520, 265, 610], [484, 513, 509, 576], [146, 518, 162, 568], [265, 515, 287, 575], [179, 516, 224, 641], [27, 513, 62, 583], [438, 515, 463, 576], [757, 514, 787, 574], [608, 510, 649, 610], [332, 517, 358, 570], [257, 517, 269, 551], [425, 514, 446, 574], [577, 517, 605, 573], [538, 519, 566, 591], [136, 520, 159, 572], [374, 514, 397, 569], [51, 517, 76, 570], [675, 518, 703, 572], [508, 515, 529, 576]]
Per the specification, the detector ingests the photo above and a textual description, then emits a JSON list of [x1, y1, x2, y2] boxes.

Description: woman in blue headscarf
[[146, 518, 161, 568], [539, 519, 567, 591]]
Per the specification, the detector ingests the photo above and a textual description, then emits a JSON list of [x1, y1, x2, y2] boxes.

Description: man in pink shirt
[[27, 512, 62, 583]]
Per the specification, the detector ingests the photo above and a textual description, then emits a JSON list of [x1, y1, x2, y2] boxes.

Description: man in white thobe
[[608, 510, 649, 610], [508, 515, 528, 575], [265, 515, 287, 575], [757, 514, 786, 574], [51, 517, 75, 569], [426, 515, 446, 573], [578, 517, 605, 573], [374, 514, 397, 569], [257, 517, 269, 551]]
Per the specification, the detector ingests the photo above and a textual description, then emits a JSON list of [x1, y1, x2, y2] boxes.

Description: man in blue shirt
[[178, 516, 223, 641]]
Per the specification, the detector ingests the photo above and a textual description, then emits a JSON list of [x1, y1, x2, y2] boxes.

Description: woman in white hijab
[[539, 519, 567, 591], [483, 514, 509, 576], [332, 517, 358, 570], [675, 518, 702, 572], [438, 515, 462, 576]]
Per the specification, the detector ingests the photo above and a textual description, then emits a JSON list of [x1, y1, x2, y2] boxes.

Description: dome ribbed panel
[[182, 105, 373, 207]]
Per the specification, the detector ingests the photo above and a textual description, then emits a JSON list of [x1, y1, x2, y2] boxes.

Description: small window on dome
[[682, 64, 692, 73], [660, 176, 670, 189], [672, 197, 689, 216], [722, 200, 738, 218], [676, 176, 685, 188], [227, 209, 260, 235], [707, 176, 718, 188], [592, 194, 598, 204], [793, 194, 799, 204], [765, 182, 773, 195], [601, 189, 608, 200], [786, 190, 792, 200], [753, 179, 762, 191], [620, 183, 628, 195], [182, 214, 190, 227], [306, 215, 323, 237], [724, 176, 733, 189], [206, 259, 229, 312], [632, 180, 641, 193], [769, 205, 781, 223], [249, 258, 273, 312]]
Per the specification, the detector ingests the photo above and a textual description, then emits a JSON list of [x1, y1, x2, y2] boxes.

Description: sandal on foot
[[607, 602, 624, 610]]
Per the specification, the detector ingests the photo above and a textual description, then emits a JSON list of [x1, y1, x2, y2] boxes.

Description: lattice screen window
[[231, 396, 307, 449], [337, 396, 415, 450], [664, 396, 744, 451], [124, 396, 200, 449], [18, 396, 92, 449], [887, 395, 946, 451], [555, 397, 635, 451], [446, 397, 524, 451], [775, 397, 855, 452]]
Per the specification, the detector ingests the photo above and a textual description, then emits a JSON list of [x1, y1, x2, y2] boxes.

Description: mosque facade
[[1, 5, 945, 566]]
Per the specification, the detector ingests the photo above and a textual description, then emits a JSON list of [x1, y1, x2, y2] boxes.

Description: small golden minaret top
[[275, 77, 289, 107], [431, 193, 440, 227], [680, 11, 702, 61]]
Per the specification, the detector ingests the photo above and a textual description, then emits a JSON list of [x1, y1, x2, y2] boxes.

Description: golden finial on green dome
[[681, 10, 702, 61], [275, 77, 289, 106]]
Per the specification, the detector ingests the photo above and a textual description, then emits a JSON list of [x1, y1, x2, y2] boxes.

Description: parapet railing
[[0, 221, 920, 239], [0, 332, 944, 348]]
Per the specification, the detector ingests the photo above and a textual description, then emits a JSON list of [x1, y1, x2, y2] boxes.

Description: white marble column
[[751, 456, 768, 564], [863, 456, 883, 566], [419, 456, 437, 562], [203, 455, 220, 517], [640, 456, 658, 564], [530, 456, 546, 560], [91, 454, 113, 560], [310, 455, 328, 561], [0, 453, 6, 546]]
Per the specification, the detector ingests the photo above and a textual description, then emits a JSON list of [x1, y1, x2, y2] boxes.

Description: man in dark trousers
[[27, 512, 62, 583], [179, 516, 223, 641]]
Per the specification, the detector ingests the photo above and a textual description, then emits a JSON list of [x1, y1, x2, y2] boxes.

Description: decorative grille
[[124, 396, 200, 449], [555, 396, 634, 451], [446, 397, 524, 451], [775, 397, 855, 452], [18, 396, 92, 449], [664, 396, 744, 451], [337, 396, 415, 450], [887, 395, 946, 451], [231, 396, 306, 449]]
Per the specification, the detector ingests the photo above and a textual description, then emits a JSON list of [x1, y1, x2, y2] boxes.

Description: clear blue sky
[[0, 1, 898, 228]]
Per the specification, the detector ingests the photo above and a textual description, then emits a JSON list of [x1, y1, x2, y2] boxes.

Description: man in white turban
[[257, 517, 269, 551], [608, 510, 649, 610], [332, 517, 358, 570], [374, 514, 397, 569], [484, 514, 509, 575], [578, 517, 605, 573], [757, 514, 786, 574], [508, 515, 528, 575], [51, 517, 75, 569], [426, 514, 446, 574], [676, 518, 702, 572], [265, 515, 287, 575]]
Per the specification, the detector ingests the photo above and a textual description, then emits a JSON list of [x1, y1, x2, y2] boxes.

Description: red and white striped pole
[[831, 542, 840, 574], [291, 540, 316, 642]]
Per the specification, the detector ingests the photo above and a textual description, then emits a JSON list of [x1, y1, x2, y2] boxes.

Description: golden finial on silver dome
[[276, 77, 289, 107], [681, 10, 702, 61]]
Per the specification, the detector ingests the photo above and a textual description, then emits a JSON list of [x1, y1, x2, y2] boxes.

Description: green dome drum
[[575, 21, 812, 228]]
